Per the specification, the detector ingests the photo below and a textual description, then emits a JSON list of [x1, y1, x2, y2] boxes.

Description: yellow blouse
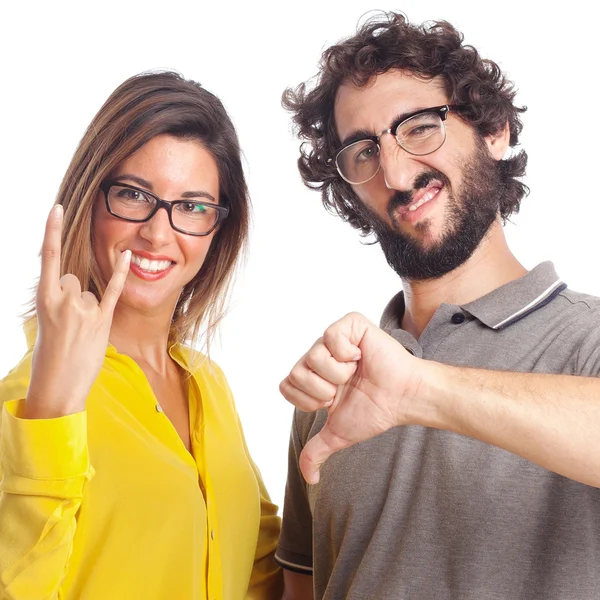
[[0, 322, 282, 599]]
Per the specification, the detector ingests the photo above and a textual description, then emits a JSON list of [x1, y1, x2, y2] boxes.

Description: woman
[[0, 72, 282, 599]]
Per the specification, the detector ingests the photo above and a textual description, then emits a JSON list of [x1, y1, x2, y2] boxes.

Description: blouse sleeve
[[244, 455, 284, 600], [206, 360, 283, 599], [0, 365, 94, 599]]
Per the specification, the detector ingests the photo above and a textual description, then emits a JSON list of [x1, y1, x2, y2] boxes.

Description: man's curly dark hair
[[283, 12, 528, 235]]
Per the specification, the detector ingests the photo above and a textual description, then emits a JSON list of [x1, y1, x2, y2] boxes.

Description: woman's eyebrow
[[113, 174, 154, 189], [180, 190, 217, 202], [112, 175, 216, 203]]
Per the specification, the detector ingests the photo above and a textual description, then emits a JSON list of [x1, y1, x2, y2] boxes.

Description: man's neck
[[401, 221, 527, 338]]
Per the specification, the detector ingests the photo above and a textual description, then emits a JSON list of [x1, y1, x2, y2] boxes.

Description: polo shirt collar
[[461, 261, 565, 330], [381, 261, 566, 334]]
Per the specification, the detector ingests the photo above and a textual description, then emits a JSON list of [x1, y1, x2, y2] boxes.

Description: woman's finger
[[100, 250, 131, 317], [38, 204, 63, 296], [59, 273, 82, 295]]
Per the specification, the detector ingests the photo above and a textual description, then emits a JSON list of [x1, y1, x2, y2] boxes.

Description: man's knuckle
[[323, 328, 336, 345], [306, 347, 322, 368], [287, 368, 302, 387]]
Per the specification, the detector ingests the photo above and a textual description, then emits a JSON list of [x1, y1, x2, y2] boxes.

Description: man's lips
[[396, 183, 443, 218]]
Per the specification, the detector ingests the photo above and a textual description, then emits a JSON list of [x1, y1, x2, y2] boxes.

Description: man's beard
[[365, 143, 503, 281]]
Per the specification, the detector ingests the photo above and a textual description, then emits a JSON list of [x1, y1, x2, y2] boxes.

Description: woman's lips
[[129, 260, 175, 281]]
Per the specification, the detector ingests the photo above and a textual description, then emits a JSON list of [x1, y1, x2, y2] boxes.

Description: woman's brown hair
[[36, 71, 249, 353]]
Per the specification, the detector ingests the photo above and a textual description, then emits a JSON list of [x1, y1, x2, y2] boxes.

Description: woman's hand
[[22, 204, 131, 419]]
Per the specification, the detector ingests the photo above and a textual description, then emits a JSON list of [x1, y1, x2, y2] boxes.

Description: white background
[[1, 1, 598, 510]]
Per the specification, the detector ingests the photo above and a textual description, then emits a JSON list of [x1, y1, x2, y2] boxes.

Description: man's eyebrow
[[340, 128, 378, 148], [111, 174, 217, 203], [339, 106, 429, 148]]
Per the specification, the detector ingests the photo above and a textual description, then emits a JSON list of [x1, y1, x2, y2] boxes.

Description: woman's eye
[[117, 188, 147, 202], [178, 202, 207, 214]]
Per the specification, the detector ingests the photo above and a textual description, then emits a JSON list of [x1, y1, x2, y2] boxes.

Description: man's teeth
[[130, 254, 172, 272], [408, 187, 439, 212]]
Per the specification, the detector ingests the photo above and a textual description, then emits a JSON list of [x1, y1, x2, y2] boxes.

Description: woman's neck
[[109, 302, 175, 375]]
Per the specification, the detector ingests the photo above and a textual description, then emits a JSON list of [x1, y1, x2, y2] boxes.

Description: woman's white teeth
[[131, 254, 172, 272], [408, 187, 439, 212]]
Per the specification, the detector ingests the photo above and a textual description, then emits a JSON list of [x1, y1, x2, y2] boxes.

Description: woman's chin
[[116, 286, 179, 318]]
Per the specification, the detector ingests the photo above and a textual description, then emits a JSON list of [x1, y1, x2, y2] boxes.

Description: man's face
[[333, 70, 505, 281]]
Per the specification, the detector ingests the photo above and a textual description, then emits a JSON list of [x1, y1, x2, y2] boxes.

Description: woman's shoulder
[[173, 344, 231, 391], [173, 346, 243, 430]]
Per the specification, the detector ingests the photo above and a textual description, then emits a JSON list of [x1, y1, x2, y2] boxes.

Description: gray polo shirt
[[275, 262, 600, 600]]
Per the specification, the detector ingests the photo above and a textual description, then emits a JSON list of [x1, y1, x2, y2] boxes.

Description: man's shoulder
[[545, 286, 600, 335], [557, 286, 600, 312]]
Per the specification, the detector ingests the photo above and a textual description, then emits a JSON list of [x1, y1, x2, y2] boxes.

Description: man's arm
[[279, 312, 600, 487], [282, 571, 313, 600], [419, 362, 600, 487]]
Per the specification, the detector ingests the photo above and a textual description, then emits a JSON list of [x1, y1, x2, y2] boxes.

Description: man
[[275, 12, 600, 600]]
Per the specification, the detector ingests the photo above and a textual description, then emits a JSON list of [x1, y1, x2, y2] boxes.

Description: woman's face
[[93, 134, 221, 317]]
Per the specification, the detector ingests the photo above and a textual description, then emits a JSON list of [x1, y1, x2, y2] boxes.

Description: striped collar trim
[[380, 262, 566, 333], [489, 278, 565, 330], [460, 262, 565, 330]]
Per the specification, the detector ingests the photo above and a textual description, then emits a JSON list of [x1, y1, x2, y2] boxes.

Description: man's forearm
[[416, 363, 600, 487]]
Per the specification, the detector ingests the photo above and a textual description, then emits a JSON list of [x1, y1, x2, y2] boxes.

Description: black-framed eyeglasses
[[100, 181, 229, 236], [332, 104, 465, 185]]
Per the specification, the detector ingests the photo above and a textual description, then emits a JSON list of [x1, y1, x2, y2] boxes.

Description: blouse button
[[451, 313, 465, 324], [155, 404, 163, 413]]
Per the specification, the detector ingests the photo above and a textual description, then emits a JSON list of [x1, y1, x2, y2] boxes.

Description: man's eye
[[353, 144, 377, 164], [406, 124, 438, 137]]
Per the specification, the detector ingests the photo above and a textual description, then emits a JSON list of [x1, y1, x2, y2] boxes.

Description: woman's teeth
[[131, 254, 172, 272]]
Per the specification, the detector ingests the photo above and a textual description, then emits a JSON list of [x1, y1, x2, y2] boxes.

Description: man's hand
[[279, 312, 425, 484], [281, 313, 600, 489]]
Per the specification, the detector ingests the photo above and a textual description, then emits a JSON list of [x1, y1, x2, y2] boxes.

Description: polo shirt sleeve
[[570, 308, 600, 376], [274, 410, 314, 575], [0, 394, 94, 598]]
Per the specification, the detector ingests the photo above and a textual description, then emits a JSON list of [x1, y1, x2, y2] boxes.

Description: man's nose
[[378, 134, 421, 191]]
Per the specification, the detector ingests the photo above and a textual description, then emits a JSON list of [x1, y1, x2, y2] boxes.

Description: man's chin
[[396, 220, 447, 250]]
